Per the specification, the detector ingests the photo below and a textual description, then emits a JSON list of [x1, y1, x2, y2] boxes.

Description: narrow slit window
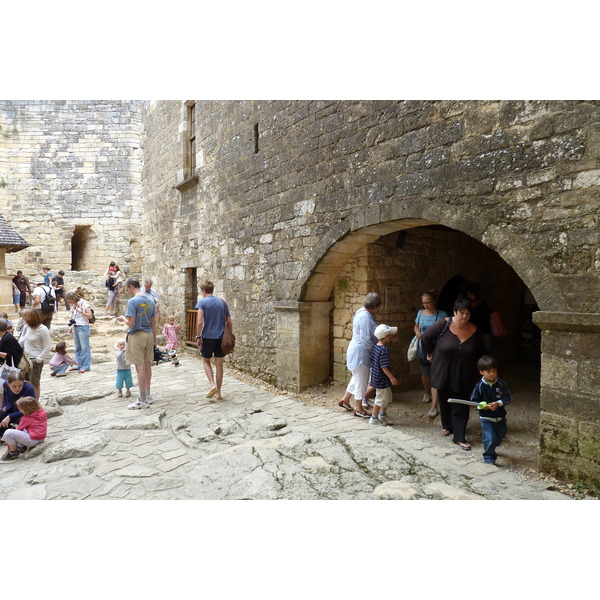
[[187, 102, 196, 177], [254, 122, 259, 154]]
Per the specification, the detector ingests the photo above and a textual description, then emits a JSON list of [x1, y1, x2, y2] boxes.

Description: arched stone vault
[[297, 199, 566, 313]]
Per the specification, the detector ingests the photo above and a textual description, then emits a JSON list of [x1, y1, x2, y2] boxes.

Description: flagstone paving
[[0, 333, 575, 500]]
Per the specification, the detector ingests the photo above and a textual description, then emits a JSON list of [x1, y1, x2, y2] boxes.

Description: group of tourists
[[340, 290, 512, 464], [2, 259, 511, 466], [1, 257, 235, 460]]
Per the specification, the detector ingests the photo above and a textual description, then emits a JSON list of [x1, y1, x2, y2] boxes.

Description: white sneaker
[[146, 395, 153, 405], [369, 417, 383, 426], [128, 398, 149, 410], [427, 407, 440, 418], [422, 393, 432, 403], [379, 413, 393, 426]]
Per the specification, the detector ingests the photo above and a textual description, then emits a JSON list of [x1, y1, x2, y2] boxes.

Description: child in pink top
[[49, 341, 80, 376], [1, 396, 47, 460], [162, 316, 181, 351]]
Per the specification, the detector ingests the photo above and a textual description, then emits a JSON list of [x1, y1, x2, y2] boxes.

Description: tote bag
[[0, 355, 20, 381], [221, 300, 236, 355]]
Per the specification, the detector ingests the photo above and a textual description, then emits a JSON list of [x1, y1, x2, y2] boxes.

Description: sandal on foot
[[338, 400, 353, 411], [353, 410, 371, 418], [206, 388, 217, 398], [454, 441, 471, 450], [440, 429, 452, 436]]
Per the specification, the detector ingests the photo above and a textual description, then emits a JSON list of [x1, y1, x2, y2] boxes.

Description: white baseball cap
[[374, 324, 398, 339]]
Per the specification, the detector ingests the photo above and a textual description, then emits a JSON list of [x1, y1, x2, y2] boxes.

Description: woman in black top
[[421, 298, 485, 450], [0, 318, 24, 367]]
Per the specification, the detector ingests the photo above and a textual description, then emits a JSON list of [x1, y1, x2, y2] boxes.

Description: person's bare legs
[[431, 387, 439, 411], [134, 361, 152, 400], [203, 357, 216, 392], [215, 357, 224, 399]]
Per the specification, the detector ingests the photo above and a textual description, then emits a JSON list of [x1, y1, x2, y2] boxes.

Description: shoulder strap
[[435, 316, 452, 343]]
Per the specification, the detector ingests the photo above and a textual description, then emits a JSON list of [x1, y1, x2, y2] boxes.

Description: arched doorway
[[71, 225, 97, 271], [274, 215, 547, 470]]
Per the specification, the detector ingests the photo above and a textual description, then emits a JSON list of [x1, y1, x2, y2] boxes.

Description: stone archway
[[275, 201, 600, 491], [275, 202, 564, 392]]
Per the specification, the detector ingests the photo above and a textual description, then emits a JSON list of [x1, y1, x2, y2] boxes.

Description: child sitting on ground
[[0, 372, 35, 440], [162, 315, 181, 351], [48, 341, 80, 377], [470, 355, 512, 465], [369, 324, 399, 426], [1, 396, 47, 460], [115, 339, 133, 398]]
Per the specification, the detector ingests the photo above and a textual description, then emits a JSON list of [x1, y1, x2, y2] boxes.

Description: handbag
[[0, 355, 20, 381], [490, 311, 508, 337], [407, 336, 418, 361], [221, 300, 236, 355], [18, 350, 33, 378]]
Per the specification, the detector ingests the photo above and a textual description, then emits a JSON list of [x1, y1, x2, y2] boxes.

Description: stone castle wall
[[139, 100, 600, 490], [0, 100, 144, 279]]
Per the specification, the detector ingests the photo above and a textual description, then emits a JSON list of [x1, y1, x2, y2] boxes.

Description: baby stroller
[[153, 347, 181, 367]]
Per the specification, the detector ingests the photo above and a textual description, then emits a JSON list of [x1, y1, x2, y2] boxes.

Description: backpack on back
[[40, 286, 56, 313]]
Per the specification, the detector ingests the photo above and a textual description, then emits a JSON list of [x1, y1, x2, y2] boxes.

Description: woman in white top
[[18, 309, 52, 400], [338, 292, 381, 418], [66, 292, 93, 373]]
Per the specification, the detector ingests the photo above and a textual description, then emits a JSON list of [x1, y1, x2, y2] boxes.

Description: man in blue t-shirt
[[117, 277, 156, 410], [195, 280, 232, 401]]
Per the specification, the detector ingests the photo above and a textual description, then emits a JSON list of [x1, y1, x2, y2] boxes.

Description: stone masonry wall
[[0, 100, 143, 278], [141, 100, 600, 490]]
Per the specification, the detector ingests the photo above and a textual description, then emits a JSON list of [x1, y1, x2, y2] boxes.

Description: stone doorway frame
[[274, 204, 600, 489]]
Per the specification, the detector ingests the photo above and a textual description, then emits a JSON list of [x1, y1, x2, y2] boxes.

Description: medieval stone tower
[[0, 100, 143, 278]]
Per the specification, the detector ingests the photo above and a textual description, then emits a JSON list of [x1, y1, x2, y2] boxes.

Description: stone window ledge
[[174, 175, 199, 192]]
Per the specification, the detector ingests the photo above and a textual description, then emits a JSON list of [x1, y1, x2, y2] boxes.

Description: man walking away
[[195, 280, 232, 401]]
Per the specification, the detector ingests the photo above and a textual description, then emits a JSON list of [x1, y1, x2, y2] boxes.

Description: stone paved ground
[[0, 315, 576, 500]]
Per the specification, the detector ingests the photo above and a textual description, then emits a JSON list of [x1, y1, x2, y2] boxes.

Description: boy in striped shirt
[[369, 324, 399, 426]]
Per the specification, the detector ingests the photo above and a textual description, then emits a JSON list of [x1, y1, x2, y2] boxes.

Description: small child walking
[[1, 396, 47, 460], [115, 339, 133, 398], [369, 324, 399, 426], [162, 315, 181, 351], [470, 355, 512, 465], [49, 341, 80, 377]]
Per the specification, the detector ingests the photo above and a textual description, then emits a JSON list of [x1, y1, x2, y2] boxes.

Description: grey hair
[[125, 277, 140, 289], [364, 292, 382, 310], [143, 277, 153, 285]]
